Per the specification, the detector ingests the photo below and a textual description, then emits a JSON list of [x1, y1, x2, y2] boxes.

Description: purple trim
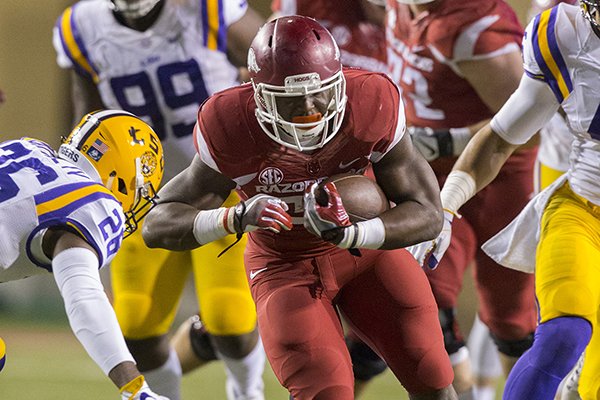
[[216, 0, 226, 53], [34, 181, 96, 205], [201, 0, 209, 47], [37, 192, 120, 225], [547, 8, 572, 93], [25, 218, 103, 271]]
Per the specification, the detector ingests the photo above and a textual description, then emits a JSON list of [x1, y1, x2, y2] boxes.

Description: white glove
[[231, 194, 293, 234], [406, 209, 455, 270], [120, 376, 169, 400], [409, 126, 471, 161]]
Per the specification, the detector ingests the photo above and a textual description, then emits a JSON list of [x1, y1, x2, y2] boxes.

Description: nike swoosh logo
[[339, 157, 361, 169], [249, 267, 268, 280]]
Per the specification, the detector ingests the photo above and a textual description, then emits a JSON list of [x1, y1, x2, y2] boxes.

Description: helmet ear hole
[[118, 178, 128, 196]]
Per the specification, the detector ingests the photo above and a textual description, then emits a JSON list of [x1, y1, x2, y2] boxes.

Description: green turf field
[[0, 320, 408, 400]]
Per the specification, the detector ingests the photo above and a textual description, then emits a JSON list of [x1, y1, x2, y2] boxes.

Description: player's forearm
[[441, 124, 517, 214], [142, 202, 202, 251], [379, 200, 444, 250]]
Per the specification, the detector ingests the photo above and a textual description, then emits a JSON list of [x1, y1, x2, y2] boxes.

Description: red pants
[[246, 246, 454, 399]]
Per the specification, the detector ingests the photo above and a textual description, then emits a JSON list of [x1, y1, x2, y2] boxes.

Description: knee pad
[[346, 337, 388, 381], [490, 332, 534, 358], [547, 281, 596, 319], [439, 308, 465, 355], [189, 315, 218, 362], [114, 293, 155, 338], [202, 288, 257, 336]]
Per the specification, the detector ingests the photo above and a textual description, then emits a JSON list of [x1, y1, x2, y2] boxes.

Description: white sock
[[467, 315, 502, 378], [473, 386, 496, 400], [219, 338, 266, 400], [143, 347, 182, 400]]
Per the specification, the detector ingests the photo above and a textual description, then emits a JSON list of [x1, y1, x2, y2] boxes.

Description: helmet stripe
[[70, 110, 139, 149]]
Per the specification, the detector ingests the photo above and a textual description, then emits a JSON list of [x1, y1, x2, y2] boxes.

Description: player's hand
[[303, 182, 352, 242], [120, 376, 170, 400], [406, 209, 455, 270], [232, 194, 293, 234], [409, 126, 446, 161]]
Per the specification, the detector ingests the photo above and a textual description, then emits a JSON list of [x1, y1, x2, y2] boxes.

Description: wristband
[[337, 217, 386, 250], [192, 207, 232, 245], [440, 171, 476, 213]]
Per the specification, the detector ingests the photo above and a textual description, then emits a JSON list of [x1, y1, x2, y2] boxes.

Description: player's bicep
[[226, 7, 264, 67], [372, 133, 441, 210], [157, 154, 235, 210], [70, 70, 104, 123], [458, 50, 524, 113]]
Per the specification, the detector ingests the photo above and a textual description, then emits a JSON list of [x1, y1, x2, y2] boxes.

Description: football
[[316, 173, 390, 222]]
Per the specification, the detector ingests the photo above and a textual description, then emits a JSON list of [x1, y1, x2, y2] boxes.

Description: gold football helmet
[[59, 110, 164, 236]]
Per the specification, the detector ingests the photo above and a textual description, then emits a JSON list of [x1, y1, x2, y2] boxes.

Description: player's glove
[[304, 182, 354, 246], [120, 376, 170, 400], [406, 209, 455, 270], [230, 194, 293, 234], [409, 126, 471, 161]]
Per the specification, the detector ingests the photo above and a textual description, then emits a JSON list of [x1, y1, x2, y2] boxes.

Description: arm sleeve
[[491, 74, 560, 145], [52, 247, 134, 375]]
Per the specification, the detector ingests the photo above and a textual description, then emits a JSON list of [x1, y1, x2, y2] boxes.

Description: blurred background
[[0, 0, 532, 398]]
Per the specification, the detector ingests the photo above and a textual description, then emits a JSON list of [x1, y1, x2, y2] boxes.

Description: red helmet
[[248, 16, 347, 151]]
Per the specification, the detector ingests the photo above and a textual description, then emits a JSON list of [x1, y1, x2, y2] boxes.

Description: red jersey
[[386, 0, 523, 128], [194, 68, 404, 257], [273, 0, 387, 73]]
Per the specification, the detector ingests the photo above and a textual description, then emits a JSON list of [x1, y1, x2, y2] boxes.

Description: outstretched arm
[[409, 75, 560, 269], [46, 229, 167, 398], [143, 155, 236, 250], [143, 154, 293, 251]]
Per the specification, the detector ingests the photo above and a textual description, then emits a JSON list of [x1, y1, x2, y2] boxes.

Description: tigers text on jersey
[[0, 139, 124, 282], [274, 0, 388, 73], [386, 0, 522, 128], [194, 68, 405, 257], [52, 0, 246, 180], [523, 4, 600, 205]]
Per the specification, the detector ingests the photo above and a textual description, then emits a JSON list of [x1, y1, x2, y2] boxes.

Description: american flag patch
[[86, 139, 109, 161], [92, 139, 109, 153]]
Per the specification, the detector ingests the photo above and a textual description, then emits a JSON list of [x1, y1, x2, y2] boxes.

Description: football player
[[271, 0, 388, 74], [52, 1, 265, 399], [381, 0, 540, 398], [0, 110, 165, 400], [410, 1, 600, 398], [143, 15, 458, 400], [270, 1, 390, 396]]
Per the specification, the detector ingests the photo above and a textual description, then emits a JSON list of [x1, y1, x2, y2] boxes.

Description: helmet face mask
[[253, 70, 347, 151], [248, 16, 348, 152], [59, 110, 164, 237], [108, 0, 162, 19]]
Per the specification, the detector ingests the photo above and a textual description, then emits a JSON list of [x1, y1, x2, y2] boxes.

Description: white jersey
[[52, 0, 246, 180], [521, 4, 600, 205], [0, 139, 124, 282], [483, 4, 600, 272]]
